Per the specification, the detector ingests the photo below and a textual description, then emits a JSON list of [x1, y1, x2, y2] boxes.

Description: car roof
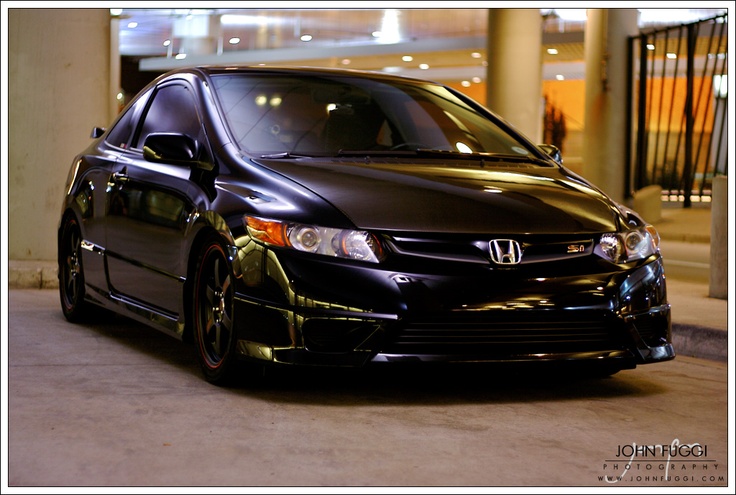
[[158, 65, 439, 86]]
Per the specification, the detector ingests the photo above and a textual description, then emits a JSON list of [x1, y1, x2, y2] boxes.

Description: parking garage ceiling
[[114, 7, 727, 82]]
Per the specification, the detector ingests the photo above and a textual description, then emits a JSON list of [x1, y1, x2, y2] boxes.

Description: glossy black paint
[[58, 66, 674, 382]]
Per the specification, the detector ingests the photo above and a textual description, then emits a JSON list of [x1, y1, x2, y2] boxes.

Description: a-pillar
[[582, 9, 639, 203], [485, 9, 543, 143]]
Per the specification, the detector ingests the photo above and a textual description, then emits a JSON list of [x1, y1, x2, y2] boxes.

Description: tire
[[58, 215, 91, 322], [192, 235, 239, 385]]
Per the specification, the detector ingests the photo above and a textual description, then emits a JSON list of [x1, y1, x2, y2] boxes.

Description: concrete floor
[[4, 289, 730, 489]]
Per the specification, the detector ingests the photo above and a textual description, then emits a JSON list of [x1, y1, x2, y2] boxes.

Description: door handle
[[111, 168, 129, 184]]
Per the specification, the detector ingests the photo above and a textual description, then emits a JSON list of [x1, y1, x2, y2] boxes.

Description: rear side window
[[105, 89, 151, 149]]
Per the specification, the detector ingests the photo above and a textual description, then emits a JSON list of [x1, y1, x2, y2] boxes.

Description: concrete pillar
[[709, 175, 728, 299], [8, 9, 111, 261], [486, 9, 544, 143], [582, 9, 638, 204], [110, 16, 122, 116]]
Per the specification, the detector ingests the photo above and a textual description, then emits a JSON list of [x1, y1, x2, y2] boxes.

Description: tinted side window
[[105, 89, 151, 149], [134, 83, 205, 150]]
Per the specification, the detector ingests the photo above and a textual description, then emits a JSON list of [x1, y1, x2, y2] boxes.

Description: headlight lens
[[244, 215, 384, 263], [596, 225, 660, 264]]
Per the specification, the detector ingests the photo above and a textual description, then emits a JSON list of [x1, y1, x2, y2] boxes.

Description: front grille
[[383, 311, 624, 356]]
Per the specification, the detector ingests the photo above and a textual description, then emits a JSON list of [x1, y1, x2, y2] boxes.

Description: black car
[[58, 65, 674, 384]]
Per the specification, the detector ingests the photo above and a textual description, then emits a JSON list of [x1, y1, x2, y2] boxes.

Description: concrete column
[[709, 175, 728, 299], [110, 16, 122, 117], [582, 9, 638, 204], [486, 9, 544, 143], [8, 9, 110, 261]]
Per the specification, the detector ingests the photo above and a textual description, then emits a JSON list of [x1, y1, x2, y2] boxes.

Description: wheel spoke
[[204, 282, 216, 307], [220, 271, 231, 294], [213, 323, 223, 356], [220, 312, 233, 333], [213, 257, 223, 288]]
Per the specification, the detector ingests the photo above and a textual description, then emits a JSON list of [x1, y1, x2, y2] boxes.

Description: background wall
[[8, 8, 110, 261]]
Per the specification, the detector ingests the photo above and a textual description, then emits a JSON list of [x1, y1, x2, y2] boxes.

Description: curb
[[8, 261, 59, 290], [671, 324, 728, 363]]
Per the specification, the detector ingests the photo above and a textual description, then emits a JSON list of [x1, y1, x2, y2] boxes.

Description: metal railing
[[629, 14, 728, 207]]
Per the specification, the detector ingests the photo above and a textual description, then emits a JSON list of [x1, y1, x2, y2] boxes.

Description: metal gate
[[629, 13, 728, 207]]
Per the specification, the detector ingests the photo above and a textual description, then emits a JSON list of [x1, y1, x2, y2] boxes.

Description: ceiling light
[[647, 43, 656, 50], [375, 9, 401, 44], [402, 55, 413, 62], [163, 39, 171, 47], [547, 48, 558, 55], [127, 22, 138, 29], [110, 9, 123, 16], [175, 53, 187, 60], [341, 59, 351, 65], [229, 37, 241, 45], [461, 81, 471, 87], [556, 74, 565, 81], [471, 52, 482, 58], [472, 77, 481, 84], [300, 34, 313, 42], [666, 52, 677, 59], [419, 64, 429, 70], [221, 14, 276, 26]]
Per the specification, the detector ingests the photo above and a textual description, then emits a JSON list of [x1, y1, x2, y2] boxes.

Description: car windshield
[[211, 73, 536, 158]]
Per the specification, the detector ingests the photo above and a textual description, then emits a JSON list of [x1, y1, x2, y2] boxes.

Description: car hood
[[254, 157, 622, 234]]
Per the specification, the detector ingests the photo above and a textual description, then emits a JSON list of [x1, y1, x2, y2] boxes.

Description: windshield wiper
[[259, 152, 317, 159], [414, 149, 555, 166], [335, 149, 419, 157]]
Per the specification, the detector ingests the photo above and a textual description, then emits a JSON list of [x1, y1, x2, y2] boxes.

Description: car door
[[105, 80, 211, 316]]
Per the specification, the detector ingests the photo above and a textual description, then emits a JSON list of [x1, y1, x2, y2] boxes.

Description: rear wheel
[[58, 215, 91, 322], [193, 235, 239, 385]]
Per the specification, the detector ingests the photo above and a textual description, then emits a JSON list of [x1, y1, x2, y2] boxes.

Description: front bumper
[[231, 244, 675, 369]]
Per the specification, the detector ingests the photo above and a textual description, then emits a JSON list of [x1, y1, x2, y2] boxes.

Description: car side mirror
[[90, 127, 106, 138], [538, 144, 563, 165], [143, 133, 215, 172], [143, 132, 198, 164]]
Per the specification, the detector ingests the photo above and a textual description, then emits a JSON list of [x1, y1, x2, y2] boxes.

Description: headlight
[[596, 225, 660, 264], [243, 215, 384, 263]]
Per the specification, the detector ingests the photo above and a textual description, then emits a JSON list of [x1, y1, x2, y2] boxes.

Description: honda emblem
[[489, 239, 522, 265]]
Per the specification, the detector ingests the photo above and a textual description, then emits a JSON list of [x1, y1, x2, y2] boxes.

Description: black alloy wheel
[[58, 215, 89, 321], [193, 235, 238, 384]]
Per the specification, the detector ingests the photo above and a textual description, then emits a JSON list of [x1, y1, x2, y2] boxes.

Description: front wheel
[[193, 235, 239, 385]]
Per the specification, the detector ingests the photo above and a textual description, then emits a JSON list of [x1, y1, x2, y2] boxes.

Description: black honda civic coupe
[[58, 66, 674, 384]]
